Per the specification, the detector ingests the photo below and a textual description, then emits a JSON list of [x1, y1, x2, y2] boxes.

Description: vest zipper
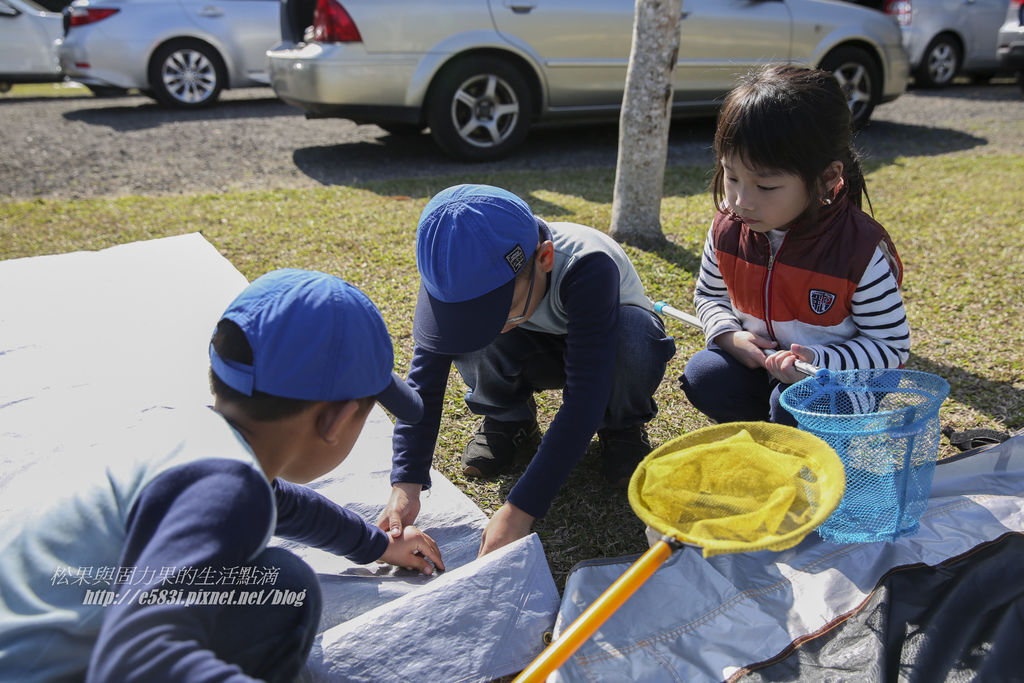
[[763, 232, 787, 341]]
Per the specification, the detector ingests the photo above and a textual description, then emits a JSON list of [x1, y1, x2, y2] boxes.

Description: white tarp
[[0, 233, 559, 682]]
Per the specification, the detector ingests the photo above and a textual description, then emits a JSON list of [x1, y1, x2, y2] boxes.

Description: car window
[[19, 0, 53, 11]]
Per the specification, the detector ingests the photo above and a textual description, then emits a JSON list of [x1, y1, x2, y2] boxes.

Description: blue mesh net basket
[[779, 369, 950, 543]]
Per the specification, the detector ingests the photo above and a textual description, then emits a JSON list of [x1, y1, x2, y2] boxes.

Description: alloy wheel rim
[[831, 61, 872, 122], [162, 49, 216, 104], [449, 73, 520, 149], [927, 44, 955, 84]]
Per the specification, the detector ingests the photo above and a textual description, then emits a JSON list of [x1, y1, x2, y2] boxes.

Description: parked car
[[58, 0, 279, 107], [997, 0, 1024, 92], [0, 0, 63, 92], [881, 0, 1009, 87], [268, 0, 910, 161], [33, 0, 70, 10]]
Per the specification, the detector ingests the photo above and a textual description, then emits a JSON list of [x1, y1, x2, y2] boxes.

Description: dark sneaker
[[462, 417, 542, 478], [598, 424, 652, 486]]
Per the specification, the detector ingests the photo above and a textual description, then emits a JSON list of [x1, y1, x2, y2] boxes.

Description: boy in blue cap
[[0, 269, 443, 681], [380, 184, 676, 555]]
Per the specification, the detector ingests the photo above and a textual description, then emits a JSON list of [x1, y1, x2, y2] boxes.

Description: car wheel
[[427, 56, 532, 161], [820, 46, 880, 129], [148, 40, 225, 108], [915, 34, 960, 88]]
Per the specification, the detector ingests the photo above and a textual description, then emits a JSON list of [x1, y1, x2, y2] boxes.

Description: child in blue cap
[[0, 269, 443, 681], [380, 184, 676, 555]]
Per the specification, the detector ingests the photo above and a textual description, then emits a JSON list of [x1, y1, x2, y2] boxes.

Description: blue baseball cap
[[413, 184, 541, 355], [210, 269, 423, 423]]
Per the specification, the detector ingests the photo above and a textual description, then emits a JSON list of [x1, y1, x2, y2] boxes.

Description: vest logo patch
[[504, 244, 526, 273], [809, 289, 836, 315]]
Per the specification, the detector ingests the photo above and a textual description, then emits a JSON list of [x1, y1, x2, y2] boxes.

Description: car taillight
[[885, 0, 912, 28], [312, 0, 362, 43], [68, 7, 119, 27]]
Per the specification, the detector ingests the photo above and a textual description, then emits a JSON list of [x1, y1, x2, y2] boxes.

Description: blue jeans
[[680, 346, 797, 427], [454, 305, 675, 429]]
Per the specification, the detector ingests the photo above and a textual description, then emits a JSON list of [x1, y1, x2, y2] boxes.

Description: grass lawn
[[2, 155, 1022, 587]]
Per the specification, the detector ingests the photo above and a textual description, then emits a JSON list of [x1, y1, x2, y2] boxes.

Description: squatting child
[[680, 64, 910, 425]]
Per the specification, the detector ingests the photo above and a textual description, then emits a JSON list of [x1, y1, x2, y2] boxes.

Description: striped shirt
[[694, 193, 910, 371]]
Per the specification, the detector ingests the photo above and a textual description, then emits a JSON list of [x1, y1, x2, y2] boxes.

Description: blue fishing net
[[780, 369, 950, 543]]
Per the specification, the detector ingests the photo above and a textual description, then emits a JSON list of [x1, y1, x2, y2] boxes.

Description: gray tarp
[[551, 434, 1024, 681], [0, 234, 559, 682]]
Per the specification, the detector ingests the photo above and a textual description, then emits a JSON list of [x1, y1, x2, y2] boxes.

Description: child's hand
[[376, 483, 422, 538], [379, 525, 445, 576], [764, 343, 816, 384], [716, 330, 777, 369], [478, 502, 534, 557]]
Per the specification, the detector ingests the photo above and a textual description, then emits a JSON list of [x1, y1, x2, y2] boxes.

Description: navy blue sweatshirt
[[88, 460, 388, 680]]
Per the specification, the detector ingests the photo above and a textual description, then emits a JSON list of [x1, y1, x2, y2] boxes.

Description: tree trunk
[[609, 0, 683, 248]]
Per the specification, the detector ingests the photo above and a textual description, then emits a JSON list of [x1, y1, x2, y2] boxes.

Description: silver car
[[0, 0, 64, 92], [58, 0, 279, 107], [882, 0, 1009, 87], [997, 0, 1024, 91], [268, 0, 909, 161]]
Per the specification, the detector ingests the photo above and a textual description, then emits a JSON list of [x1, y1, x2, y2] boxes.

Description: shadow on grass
[[908, 354, 1024, 432], [289, 115, 985, 205], [491, 442, 648, 591], [855, 120, 987, 160], [902, 80, 1023, 102]]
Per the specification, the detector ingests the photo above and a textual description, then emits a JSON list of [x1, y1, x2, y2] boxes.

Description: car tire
[[427, 56, 532, 161], [148, 40, 226, 109], [820, 46, 880, 129], [914, 34, 961, 88]]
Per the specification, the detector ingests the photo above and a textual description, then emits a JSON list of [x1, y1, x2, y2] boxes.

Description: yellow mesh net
[[628, 422, 845, 557]]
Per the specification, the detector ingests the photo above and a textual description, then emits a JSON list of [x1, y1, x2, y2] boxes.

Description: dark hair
[[209, 319, 375, 421], [711, 64, 870, 223]]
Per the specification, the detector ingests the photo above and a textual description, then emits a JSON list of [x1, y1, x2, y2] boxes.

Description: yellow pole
[[513, 538, 679, 682]]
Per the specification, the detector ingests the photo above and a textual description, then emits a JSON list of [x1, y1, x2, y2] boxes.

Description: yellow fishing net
[[628, 422, 845, 557]]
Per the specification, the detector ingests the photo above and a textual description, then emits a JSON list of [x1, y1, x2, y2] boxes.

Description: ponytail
[[840, 144, 872, 214]]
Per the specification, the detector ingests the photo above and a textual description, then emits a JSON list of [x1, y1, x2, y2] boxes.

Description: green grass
[[2, 156, 1023, 587]]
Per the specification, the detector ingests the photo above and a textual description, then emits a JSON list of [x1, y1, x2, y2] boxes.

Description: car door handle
[[504, 1, 536, 14], [199, 5, 224, 17]]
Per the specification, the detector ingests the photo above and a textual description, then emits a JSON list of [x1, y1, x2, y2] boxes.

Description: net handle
[[513, 536, 684, 682], [653, 300, 819, 377]]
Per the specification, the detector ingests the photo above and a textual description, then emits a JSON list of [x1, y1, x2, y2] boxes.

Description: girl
[[679, 64, 910, 426]]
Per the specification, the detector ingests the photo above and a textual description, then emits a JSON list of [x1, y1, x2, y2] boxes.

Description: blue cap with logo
[[414, 184, 540, 355], [210, 268, 423, 423]]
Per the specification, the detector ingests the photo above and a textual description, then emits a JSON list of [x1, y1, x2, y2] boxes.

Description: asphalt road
[[1, 80, 1022, 201]]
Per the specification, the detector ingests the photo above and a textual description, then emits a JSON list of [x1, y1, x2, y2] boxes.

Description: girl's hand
[[765, 343, 816, 384], [715, 330, 777, 369], [378, 525, 445, 576]]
